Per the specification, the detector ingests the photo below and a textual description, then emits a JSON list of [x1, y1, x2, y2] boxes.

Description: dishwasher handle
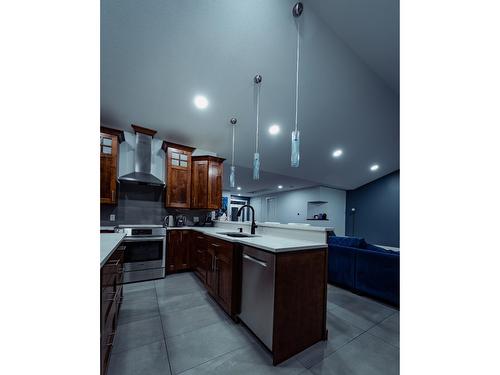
[[243, 253, 268, 268]]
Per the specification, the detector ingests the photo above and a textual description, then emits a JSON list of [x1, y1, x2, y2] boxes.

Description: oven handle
[[123, 236, 165, 242]]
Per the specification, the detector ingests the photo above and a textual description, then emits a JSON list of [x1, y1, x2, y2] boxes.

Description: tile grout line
[[163, 316, 231, 341], [303, 308, 399, 369], [154, 281, 175, 375], [175, 342, 253, 375]]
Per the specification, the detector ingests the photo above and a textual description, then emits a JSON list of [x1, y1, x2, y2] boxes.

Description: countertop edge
[[100, 233, 126, 267]]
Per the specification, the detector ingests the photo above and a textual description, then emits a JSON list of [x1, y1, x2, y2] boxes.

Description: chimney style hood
[[118, 125, 165, 187]]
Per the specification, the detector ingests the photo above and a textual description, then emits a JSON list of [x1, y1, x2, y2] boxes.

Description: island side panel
[[272, 247, 328, 365]]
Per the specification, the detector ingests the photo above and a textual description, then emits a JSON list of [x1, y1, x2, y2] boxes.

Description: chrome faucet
[[237, 204, 258, 234]]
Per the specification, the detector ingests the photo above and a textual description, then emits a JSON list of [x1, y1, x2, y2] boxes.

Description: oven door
[[122, 236, 165, 271]]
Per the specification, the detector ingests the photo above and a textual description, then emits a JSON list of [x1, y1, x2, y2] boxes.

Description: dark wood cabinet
[[164, 230, 239, 317], [192, 234, 207, 283], [167, 230, 191, 272], [215, 245, 233, 311], [100, 128, 123, 205], [207, 158, 224, 209], [163, 142, 195, 208], [205, 246, 217, 294], [205, 238, 239, 317], [191, 156, 225, 209], [100, 245, 124, 375]]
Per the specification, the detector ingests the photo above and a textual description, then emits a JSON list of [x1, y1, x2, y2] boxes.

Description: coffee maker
[[175, 214, 186, 227]]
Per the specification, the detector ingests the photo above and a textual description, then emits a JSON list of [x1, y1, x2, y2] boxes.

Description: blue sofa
[[327, 236, 399, 306]]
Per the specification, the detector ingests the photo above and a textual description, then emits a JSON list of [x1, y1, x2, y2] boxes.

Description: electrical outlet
[[193, 216, 199, 223], [110, 214, 116, 222]]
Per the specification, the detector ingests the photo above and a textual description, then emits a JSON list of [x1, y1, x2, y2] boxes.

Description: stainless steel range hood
[[118, 125, 165, 187]]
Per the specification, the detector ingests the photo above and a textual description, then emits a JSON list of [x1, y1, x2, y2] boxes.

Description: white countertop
[[215, 220, 334, 232], [168, 226, 327, 253], [100, 233, 126, 266]]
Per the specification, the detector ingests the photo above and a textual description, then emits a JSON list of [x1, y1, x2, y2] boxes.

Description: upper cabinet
[[100, 127, 124, 205], [191, 156, 225, 209], [163, 142, 195, 208]]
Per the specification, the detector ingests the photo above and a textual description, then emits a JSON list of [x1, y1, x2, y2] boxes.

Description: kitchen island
[[166, 221, 329, 365]]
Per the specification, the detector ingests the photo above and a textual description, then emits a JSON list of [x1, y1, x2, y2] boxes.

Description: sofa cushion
[[328, 236, 366, 248]]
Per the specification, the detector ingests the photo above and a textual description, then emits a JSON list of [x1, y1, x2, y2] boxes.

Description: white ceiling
[[101, 0, 399, 193]]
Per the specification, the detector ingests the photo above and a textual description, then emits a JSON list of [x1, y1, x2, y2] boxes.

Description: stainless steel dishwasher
[[239, 246, 275, 350]]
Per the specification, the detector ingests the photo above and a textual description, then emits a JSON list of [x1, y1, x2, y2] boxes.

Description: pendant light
[[291, 2, 303, 168], [253, 74, 262, 180], [229, 117, 237, 188]]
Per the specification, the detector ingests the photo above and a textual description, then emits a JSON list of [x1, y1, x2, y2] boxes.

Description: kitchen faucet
[[237, 204, 258, 234]]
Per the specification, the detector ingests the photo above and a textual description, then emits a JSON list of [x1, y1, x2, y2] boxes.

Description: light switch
[[110, 214, 116, 222]]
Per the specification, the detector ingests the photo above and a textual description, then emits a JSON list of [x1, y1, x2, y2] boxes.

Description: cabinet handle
[[214, 256, 218, 271], [243, 253, 268, 268], [197, 236, 204, 240], [104, 259, 121, 268], [105, 332, 116, 346], [211, 243, 221, 247]]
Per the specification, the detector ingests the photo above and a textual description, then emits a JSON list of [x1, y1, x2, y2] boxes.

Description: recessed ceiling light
[[370, 164, 379, 171], [193, 95, 208, 109], [237, 186, 242, 190], [278, 185, 283, 189], [268, 124, 280, 135], [332, 149, 343, 158], [238, 193, 241, 196]]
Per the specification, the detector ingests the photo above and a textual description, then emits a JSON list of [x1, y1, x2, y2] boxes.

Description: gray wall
[[250, 186, 346, 235], [345, 170, 399, 247]]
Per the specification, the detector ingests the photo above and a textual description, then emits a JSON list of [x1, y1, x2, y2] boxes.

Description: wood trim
[[100, 126, 125, 144], [191, 155, 226, 163], [162, 141, 196, 153], [131, 124, 157, 137]]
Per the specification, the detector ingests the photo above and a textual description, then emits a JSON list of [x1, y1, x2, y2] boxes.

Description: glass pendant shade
[[229, 165, 236, 188], [291, 129, 300, 167], [253, 152, 260, 180]]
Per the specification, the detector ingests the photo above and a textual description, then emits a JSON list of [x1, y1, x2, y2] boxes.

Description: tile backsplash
[[100, 182, 212, 226]]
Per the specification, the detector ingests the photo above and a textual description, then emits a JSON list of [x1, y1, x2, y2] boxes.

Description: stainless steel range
[[115, 224, 167, 283]]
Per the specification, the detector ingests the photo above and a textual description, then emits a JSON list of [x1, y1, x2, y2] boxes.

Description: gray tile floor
[[108, 272, 399, 375]]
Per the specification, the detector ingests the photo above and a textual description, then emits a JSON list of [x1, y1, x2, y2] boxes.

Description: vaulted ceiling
[[101, 0, 399, 193]]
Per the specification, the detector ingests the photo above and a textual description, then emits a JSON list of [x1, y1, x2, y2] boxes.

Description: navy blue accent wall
[[345, 170, 399, 247]]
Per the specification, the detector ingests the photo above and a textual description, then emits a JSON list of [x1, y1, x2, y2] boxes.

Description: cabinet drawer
[[209, 238, 233, 259]]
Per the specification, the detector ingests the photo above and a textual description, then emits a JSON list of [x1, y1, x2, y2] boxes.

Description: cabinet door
[[191, 159, 208, 208], [194, 235, 207, 283], [215, 250, 232, 313], [205, 247, 217, 294], [167, 231, 180, 272], [166, 147, 192, 208], [100, 133, 118, 204], [174, 230, 190, 270], [207, 160, 223, 209]]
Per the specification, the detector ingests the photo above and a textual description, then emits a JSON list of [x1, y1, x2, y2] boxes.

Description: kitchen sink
[[216, 232, 260, 238]]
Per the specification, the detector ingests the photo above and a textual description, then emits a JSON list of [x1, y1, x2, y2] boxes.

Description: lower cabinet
[[167, 230, 191, 272], [205, 238, 239, 317], [192, 234, 207, 283], [165, 230, 240, 318], [100, 246, 124, 375]]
